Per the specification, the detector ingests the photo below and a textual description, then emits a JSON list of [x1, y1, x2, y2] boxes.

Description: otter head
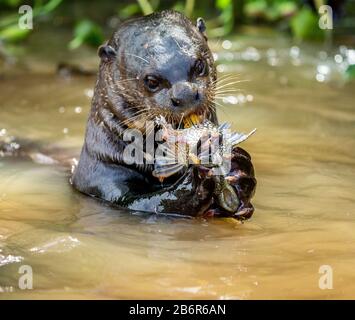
[[97, 10, 216, 130]]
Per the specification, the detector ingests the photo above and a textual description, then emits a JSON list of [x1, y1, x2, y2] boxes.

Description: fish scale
[[153, 115, 256, 180]]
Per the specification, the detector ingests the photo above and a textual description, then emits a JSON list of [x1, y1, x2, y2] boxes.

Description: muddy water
[[0, 32, 355, 299]]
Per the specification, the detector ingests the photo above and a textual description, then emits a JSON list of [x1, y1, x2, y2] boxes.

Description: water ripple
[[30, 235, 81, 254]]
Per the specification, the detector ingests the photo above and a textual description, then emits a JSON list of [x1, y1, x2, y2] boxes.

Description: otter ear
[[196, 18, 207, 40], [98, 43, 116, 62]]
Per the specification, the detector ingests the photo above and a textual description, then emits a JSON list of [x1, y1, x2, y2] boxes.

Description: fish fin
[[229, 128, 257, 146], [199, 148, 211, 164], [218, 122, 231, 130]]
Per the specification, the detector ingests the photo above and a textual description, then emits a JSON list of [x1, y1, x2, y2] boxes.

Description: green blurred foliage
[[244, 0, 298, 21], [1, 0, 22, 7], [0, 0, 349, 48], [213, 0, 234, 37], [290, 6, 324, 40], [0, 0, 62, 42], [117, 3, 141, 20], [345, 64, 355, 80], [0, 24, 30, 42], [68, 19, 104, 50]]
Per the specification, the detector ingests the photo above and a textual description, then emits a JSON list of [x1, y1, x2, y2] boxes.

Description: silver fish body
[[153, 116, 256, 180]]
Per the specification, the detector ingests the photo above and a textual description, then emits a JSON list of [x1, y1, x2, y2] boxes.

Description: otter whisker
[[173, 38, 183, 50], [214, 80, 250, 91], [126, 53, 149, 64], [211, 79, 244, 91], [212, 100, 228, 110], [115, 77, 137, 82], [145, 112, 159, 137], [215, 89, 243, 94], [211, 79, 245, 93], [211, 37, 222, 48], [115, 78, 137, 85], [211, 74, 243, 85], [215, 78, 250, 87], [119, 109, 150, 126], [178, 112, 185, 129], [213, 73, 242, 82], [122, 104, 149, 113], [123, 108, 150, 121], [214, 93, 243, 98], [205, 104, 218, 116], [208, 100, 228, 116], [214, 96, 238, 100]]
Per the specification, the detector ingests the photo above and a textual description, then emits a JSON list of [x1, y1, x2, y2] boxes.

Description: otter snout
[[170, 81, 200, 108]]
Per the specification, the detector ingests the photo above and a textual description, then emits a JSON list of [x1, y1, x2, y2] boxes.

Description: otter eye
[[144, 75, 160, 92], [195, 59, 207, 76]]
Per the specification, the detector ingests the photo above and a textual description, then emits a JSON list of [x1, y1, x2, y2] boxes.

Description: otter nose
[[171, 82, 199, 107]]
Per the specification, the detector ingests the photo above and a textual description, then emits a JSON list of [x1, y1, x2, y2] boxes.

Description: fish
[[153, 115, 256, 181]]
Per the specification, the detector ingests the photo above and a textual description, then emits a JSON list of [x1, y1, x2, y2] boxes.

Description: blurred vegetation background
[[0, 0, 354, 49]]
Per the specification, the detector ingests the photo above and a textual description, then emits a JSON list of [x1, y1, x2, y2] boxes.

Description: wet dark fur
[[72, 10, 256, 217]]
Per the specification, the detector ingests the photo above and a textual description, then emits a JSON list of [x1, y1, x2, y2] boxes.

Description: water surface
[[1, 30, 355, 299]]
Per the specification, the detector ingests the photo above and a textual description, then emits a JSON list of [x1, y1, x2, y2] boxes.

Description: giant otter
[[72, 10, 256, 218]]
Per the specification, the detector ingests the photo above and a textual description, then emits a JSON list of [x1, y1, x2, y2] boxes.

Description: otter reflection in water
[[71, 10, 257, 219]]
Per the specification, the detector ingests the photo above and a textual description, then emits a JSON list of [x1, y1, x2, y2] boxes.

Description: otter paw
[[224, 147, 257, 220]]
